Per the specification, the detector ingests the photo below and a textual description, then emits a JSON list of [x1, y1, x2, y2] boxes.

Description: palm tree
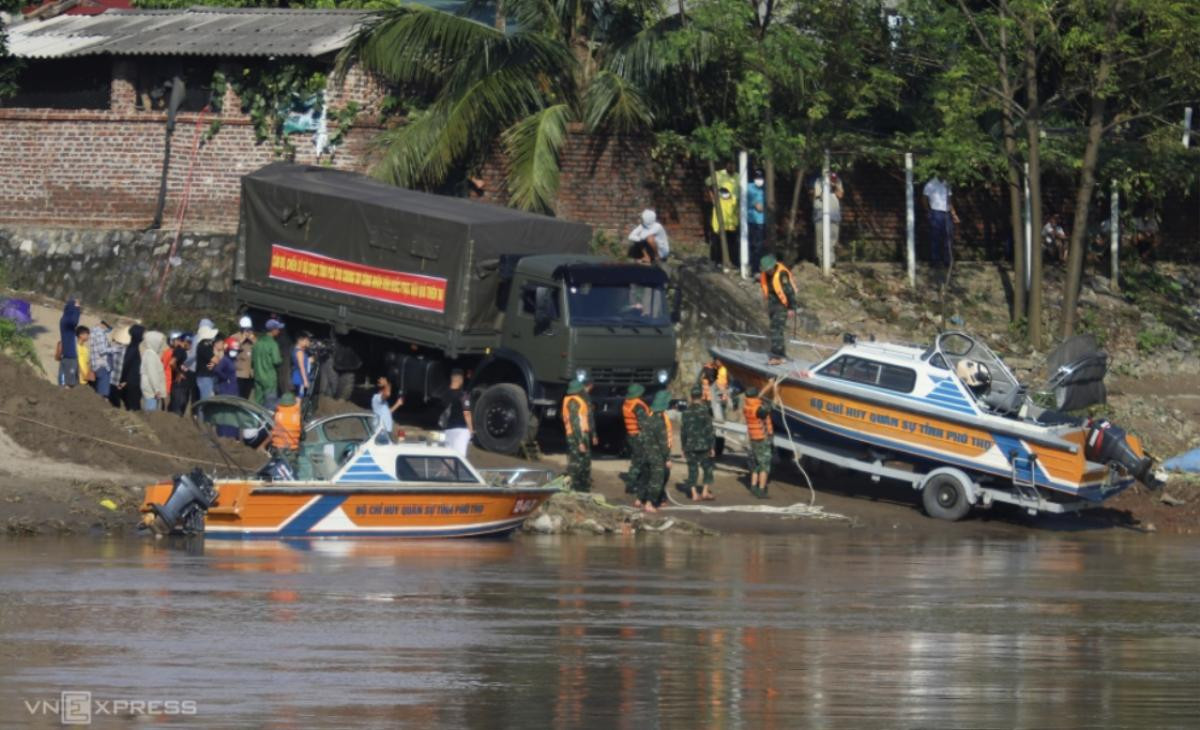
[[338, 0, 662, 213]]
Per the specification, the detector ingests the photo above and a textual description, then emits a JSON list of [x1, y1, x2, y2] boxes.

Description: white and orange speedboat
[[712, 332, 1156, 520], [140, 404, 558, 539]]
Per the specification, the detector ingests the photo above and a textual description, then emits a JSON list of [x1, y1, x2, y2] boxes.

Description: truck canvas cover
[[238, 162, 592, 337]]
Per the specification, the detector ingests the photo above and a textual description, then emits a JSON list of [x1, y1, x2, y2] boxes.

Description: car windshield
[[567, 283, 670, 327]]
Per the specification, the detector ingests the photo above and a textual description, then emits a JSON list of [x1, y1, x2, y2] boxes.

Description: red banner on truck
[[268, 244, 447, 314]]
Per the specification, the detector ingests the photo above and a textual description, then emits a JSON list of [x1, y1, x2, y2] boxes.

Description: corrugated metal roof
[[7, 7, 375, 59]]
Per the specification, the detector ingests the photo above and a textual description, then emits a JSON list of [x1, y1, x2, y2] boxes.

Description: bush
[[0, 317, 43, 373], [1136, 325, 1173, 354]]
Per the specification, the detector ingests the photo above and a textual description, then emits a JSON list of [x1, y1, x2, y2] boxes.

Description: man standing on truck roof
[[743, 386, 774, 499], [621, 384, 651, 495], [637, 390, 673, 512], [441, 369, 473, 458], [759, 254, 798, 366], [253, 319, 284, 411], [562, 380, 592, 492], [681, 386, 716, 502]]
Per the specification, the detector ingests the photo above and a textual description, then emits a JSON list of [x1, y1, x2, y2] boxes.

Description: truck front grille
[[590, 367, 655, 385]]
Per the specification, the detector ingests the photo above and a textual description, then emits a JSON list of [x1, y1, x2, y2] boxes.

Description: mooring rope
[[0, 410, 228, 469]]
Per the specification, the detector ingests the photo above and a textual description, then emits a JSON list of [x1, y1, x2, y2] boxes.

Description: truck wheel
[[921, 473, 971, 521], [473, 383, 531, 455]]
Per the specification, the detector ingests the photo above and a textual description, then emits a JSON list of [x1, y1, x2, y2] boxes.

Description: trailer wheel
[[922, 473, 972, 521], [473, 383, 531, 455]]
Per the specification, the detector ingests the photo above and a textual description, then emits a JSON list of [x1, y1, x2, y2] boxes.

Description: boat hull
[[719, 358, 1136, 501], [142, 482, 558, 539]]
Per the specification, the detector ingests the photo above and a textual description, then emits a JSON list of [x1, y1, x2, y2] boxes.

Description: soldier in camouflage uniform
[[561, 380, 592, 492], [759, 254, 798, 366], [637, 390, 672, 512], [681, 385, 716, 501], [621, 383, 650, 494]]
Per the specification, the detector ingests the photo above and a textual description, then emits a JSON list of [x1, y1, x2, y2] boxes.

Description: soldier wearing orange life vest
[[621, 383, 651, 494], [562, 380, 592, 492], [742, 386, 773, 498], [759, 254, 797, 366]]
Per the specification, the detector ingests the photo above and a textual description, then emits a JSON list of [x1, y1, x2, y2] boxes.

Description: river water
[[1, 533, 1198, 728]]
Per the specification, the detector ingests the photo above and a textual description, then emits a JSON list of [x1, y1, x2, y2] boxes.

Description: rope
[[0, 410, 228, 468]]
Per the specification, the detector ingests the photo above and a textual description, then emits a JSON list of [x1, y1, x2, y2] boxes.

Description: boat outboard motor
[[148, 468, 218, 536], [1086, 419, 1156, 488]]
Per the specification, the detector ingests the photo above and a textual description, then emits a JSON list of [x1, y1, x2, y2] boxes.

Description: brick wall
[[0, 62, 382, 232]]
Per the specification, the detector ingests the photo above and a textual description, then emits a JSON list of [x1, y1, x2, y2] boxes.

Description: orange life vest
[[623, 398, 649, 435], [759, 264, 796, 306], [744, 396, 773, 440], [562, 394, 590, 437], [272, 402, 302, 450]]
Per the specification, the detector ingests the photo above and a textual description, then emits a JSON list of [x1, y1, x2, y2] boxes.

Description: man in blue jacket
[[57, 298, 81, 387]]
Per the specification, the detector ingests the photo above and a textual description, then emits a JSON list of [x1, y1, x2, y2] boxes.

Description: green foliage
[[1136, 325, 1174, 354], [0, 318, 43, 374], [589, 230, 624, 258]]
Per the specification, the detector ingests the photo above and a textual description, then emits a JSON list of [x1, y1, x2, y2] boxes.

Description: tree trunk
[[1061, 5, 1120, 339], [997, 4, 1025, 322], [1023, 20, 1044, 346], [705, 159, 733, 269], [785, 168, 804, 262]]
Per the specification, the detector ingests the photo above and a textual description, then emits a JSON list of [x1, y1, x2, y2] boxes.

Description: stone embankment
[[0, 226, 237, 312]]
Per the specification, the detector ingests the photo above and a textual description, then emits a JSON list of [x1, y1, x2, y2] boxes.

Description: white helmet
[[956, 359, 992, 388]]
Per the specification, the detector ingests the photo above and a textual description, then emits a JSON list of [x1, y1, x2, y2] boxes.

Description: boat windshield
[[567, 283, 670, 327], [936, 332, 1025, 413], [394, 455, 478, 483]]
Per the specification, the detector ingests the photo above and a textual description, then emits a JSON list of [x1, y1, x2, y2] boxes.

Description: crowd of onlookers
[[56, 300, 316, 422]]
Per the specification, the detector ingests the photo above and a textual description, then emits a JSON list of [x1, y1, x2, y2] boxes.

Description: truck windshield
[[567, 283, 670, 327]]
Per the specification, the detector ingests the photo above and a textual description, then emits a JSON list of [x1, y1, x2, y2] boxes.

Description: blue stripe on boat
[[278, 494, 348, 536]]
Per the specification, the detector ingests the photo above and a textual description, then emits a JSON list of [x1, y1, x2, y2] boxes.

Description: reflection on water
[[1, 534, 1198, 728]]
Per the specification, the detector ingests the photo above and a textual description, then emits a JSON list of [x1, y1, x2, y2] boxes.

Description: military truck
[[234, 163, 676, 453]]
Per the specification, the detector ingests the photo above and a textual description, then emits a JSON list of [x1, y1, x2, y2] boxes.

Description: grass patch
[[0, 317, 43, 374]]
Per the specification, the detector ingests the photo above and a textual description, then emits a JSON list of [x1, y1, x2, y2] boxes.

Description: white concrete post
[[821, 149, 832, 276], [905, 152, 915, 287], [1183, 107, 1193, 148], [738, 151, 750, 279], [1110, 185, 1120, 291], [1023, 162, 1032, 291]]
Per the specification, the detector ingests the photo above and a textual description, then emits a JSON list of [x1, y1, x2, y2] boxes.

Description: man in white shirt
[[1042, 213, 1068, 262], [627, 209, 670, 261], [922, 177, 960, 268]]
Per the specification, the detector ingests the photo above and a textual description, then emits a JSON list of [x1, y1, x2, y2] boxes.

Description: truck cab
[[468, 255, 676, 452]]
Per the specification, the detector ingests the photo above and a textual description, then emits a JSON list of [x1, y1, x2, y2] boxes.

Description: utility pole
[[738, 151, 750, 279], [905, 153, 915, 287], [821, 149, 832, 276]]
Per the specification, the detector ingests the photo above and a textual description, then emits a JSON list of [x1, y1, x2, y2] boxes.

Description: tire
[[473, 383, 531, 455], [921, 473, 972, 521]]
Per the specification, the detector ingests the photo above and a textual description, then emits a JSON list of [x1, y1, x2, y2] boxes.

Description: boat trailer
[[715, 421, 1110, 520]]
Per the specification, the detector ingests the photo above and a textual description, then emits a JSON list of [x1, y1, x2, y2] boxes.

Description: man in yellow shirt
[[76, 326, 93, 387], [705, 161, 740, 268]]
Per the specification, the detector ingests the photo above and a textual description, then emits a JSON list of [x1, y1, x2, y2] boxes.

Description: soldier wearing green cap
[[681, 385, 716, 501], [561, 379, 592, 491], [759, 253, 798, 366], [637, 390, 673, 511], [622, 383, 650, 494]]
